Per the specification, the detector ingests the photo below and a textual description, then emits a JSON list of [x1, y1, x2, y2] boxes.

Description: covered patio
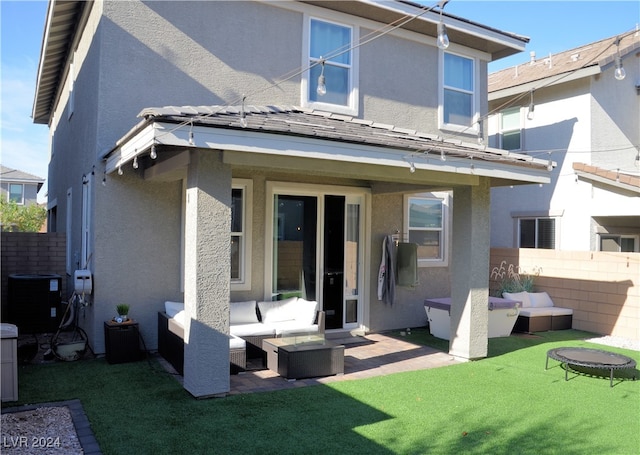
[[156, 332, 458, 395]]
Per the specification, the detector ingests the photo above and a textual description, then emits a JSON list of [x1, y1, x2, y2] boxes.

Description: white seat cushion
[[269, 321, 320, 337], [528, 292, 554, 308], [519, 307, 573, 317], [230, 300, 259, 325], [502, 292, 531, 308], [230, 335, 246, 350], [164, 301, 184, 318], [258, 297, 299, 323], [230, 323, 276, 338]]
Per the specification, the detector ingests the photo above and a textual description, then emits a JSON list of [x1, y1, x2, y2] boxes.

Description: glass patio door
[[270, 188, 363, 331]]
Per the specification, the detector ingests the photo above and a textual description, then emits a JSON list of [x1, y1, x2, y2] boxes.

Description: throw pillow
[[230, 301, 259, 325], [502, 292, 531, 308]]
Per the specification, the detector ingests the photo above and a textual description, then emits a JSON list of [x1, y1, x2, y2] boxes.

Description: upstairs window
[[500, 107, 521, 151], [519, 218, 556, 249], [442, 52, 475, 129], [8, 184, 24, 204], [305, 17, 357, 114]]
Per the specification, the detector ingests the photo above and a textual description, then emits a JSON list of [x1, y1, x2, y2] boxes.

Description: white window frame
[[439, 50, 479, 134], [499, 107, 522, 151], [301, 15, 359, 116], [403, 192, 451, 267], [231, 179, 253, 291], [8, 183, 25, 205]]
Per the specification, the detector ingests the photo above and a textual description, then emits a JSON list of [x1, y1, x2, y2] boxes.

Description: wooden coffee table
[[546, 347, 637, 387], [262, 336, 344, 380]]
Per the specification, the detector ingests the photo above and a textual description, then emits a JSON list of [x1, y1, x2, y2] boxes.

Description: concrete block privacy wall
[[490, 248, 639, 341], [1, 232, 67, 320]]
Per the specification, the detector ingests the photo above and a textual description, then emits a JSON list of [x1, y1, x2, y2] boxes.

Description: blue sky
[[1, 0, 639, 202]]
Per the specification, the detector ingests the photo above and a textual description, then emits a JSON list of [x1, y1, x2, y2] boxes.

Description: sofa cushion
[[529, 292, 554, 308], [165, 301, 184, 318], [502, 292, 531, 308], [271, 321, 320, 337], [230, 300, 259, 325], [230, 323, 276, 338], [294, 299, 319, 325], [520, 307, 573, 317], [229, 335, 246, 350], [258, 297, 299, 324]]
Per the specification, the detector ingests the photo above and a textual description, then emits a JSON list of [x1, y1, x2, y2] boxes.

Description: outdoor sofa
[[502, 291, 573, 332], [157, 297, 325, 374]]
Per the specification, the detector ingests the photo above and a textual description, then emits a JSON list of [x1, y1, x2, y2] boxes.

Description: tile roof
[[489, 29, 639, 92], [0, 165, 45, 183], [137, 105, 549, 169], [573, 162, 640, 194]]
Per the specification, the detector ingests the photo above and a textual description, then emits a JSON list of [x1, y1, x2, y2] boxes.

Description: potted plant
[[115, 304, 130, 323]]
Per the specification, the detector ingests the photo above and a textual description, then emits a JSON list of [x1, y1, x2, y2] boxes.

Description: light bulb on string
[[614, 56, 626, 81], [240, 94, 248, 128], [150, 144, 157, 160], [317, 58, 327, 96], [436, 22, 449, 50], [527, 90, 535, 120], [188, 121, 195, 145], [436, 2, 449, 50], [133, 156, 139, 169], [118, 166, 123, 176], [440, 149, 446, 162], [409, 161, 416, 173]]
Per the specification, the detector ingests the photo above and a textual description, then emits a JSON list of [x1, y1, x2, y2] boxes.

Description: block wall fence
[[1, 235, 637, 341], [490, 248, 639, 341], [1, 232, 67, 320]]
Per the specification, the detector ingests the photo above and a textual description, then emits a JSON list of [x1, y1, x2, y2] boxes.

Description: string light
[[133, 156, 139, 169], [150, 144, 157, 159], [614, 37, 626, 81], [409, 161, 416, 173], [240, 95, 248, 128], [436, 1, 449, 50], [117, 166, 123, 175], [440, 149, 446, 162], [188, 121, 194, 145], [317, 58, 327, 96], [547, 153, 553, 171], [102, 171, 107, 186], [527, 89, 535, 120]]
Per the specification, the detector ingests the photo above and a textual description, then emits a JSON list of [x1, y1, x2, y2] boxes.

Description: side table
[[104, 319, 143, 364]]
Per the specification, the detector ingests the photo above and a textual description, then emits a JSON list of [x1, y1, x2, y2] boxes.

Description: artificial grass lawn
[[4, 329, 639, 455]]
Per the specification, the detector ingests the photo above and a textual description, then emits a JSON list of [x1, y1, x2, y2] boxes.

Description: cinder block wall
[[1, 232, 67, 319], [490, 248, 639, 341]]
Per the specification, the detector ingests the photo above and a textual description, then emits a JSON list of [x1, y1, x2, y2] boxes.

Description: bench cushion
[[230, 300, 259, 325], [520, 307, 573, 317], [502, 292, 532, 308]]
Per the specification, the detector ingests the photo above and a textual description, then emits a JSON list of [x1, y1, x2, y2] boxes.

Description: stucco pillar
[[449, 178, 491, 360], [183, 150, 231, 397]]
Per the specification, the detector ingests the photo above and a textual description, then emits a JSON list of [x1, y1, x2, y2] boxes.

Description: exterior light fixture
[[436, 1, 449, 50]]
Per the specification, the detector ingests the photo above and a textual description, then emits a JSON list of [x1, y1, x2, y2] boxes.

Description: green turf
[[4, 330, 639, 455]]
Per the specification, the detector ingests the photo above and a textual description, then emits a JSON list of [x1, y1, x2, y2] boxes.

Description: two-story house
[[33, 0, 551, 397], [0, 165, 44, 207], [488, 30, 640, 252]]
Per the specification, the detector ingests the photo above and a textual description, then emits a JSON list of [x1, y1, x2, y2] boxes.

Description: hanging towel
[[396, 242, 418, 287], [377, 235, 396, 305]]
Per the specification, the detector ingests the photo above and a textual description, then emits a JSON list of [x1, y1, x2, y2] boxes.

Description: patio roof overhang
[[104, 105, 554, 188]]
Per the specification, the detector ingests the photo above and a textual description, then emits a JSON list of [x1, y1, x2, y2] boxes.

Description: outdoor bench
[[503, 291, 573, 332]]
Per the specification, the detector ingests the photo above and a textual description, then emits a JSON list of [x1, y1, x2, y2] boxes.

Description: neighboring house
[[0, 165, 44, 206], [33, 0, 552, 397], [487, 30, 640, 252]]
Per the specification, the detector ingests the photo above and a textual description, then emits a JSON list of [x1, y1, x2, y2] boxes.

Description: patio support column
[[183, 149, 231, 398], [449, 178, 491, 360]]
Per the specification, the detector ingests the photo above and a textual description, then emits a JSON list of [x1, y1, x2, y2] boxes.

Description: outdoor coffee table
[[546, 347, 637, 387], [262, 336, 344, 380]]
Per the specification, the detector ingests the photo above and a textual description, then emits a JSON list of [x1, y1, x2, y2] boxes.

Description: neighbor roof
[[489, 29, 639, 94], [0, 165, 45, 189]]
